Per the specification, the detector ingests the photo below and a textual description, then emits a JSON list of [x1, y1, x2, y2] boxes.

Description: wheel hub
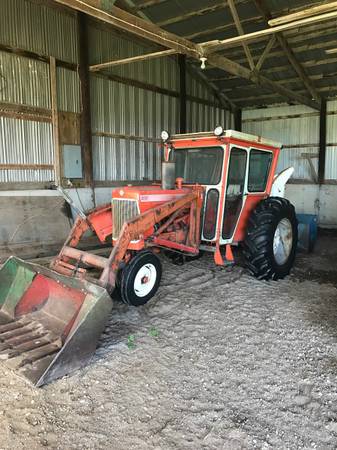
[[133, 263, 157, 297], [273, 218, 293, 265]]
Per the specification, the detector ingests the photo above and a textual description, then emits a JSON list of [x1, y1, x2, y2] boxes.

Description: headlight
[[161, 130, 170, 142], [214, 126, 224, 137]]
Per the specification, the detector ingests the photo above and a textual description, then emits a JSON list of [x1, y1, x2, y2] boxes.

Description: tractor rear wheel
[[243, 197, 298, 280], [119, 250, 162, 306]]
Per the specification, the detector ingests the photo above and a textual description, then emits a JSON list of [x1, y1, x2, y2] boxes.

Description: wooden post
[[78, 12, 93, 187], [50, 56, 62, 185], [318, 99, 327, 184], [234, 109, 242, 132], [179, 54, 187, 134]]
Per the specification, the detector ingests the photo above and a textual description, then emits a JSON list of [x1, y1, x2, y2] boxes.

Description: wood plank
[[0, 164, 54, 170], [92, 131, 160, 143], [234, 109, 242, 131], [49, 57, 62, 186], [53, 1, 201, 59], [202, 10, 337, 52], [90, 49, 177, 71], [78, 12, 93, 188], [0, 102, 51, 123], [58, 111, 81, 145], [319, 99, 327, 184], [255, 35, 276, 71], [179, 54, 187, 134], [228, 0, 255, 70], [253, 0, 321, 104], [157, 0, 248, 27], [207, 53, 319, 110], [269, 1, 337, 27]]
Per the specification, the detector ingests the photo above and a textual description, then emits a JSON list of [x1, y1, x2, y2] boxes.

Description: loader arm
[[100, 187, 204, 293]]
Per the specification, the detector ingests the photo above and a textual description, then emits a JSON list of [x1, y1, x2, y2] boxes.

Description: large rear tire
[[119, 250, 162, 306], [243, 197, 298, 280]]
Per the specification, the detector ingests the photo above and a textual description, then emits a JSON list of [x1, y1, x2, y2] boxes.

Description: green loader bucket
[[0, 256, 112, 387]]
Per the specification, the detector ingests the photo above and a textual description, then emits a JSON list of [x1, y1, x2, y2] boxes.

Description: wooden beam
[[78, 12, 93, 187], [189, 67, 237, 111], [53, 0, 319, 109], [0, 102, 52, 123], [207, 54, 319, 109], [234, 109, 242, 131], [0, 164, 54, 170], [221, 31, 337, 68], [184, 0, 329, 41], [269, 1, 337, 27], [227, 0, 255, 70], [89, 49, 178, 71], [318, 99, 327, 184], [255, 35, 276, 71], [92, 131, 160, 142], [157, 0, 248, 28], [178, 54, 187, 134], [0, 40, 226, 108], [202, 10, 337, 52], [277, 36, 320, 103], [253, 0, 321, 103], [49, 56, 62, 186], [325, 48, 337, 54], [131, 0, 167, 11], [53, 1, 201, 59]]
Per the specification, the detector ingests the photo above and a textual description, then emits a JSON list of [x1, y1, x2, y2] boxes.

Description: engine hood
[[112, 185, 193, 213]]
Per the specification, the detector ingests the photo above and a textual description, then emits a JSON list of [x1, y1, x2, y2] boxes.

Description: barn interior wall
[[242, 102, 337, 227], [0, 0, 231, 255]]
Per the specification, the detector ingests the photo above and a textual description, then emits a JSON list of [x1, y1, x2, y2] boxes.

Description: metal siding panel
[[0, 117, 54, 182], [0, 51, 50, 108], [243, 105, 320, 180], [0, 0, 78, 63], [57, 67, 80, 113]]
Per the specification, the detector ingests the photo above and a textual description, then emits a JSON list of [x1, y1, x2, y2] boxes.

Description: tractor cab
[[164, 128, 281, 246]]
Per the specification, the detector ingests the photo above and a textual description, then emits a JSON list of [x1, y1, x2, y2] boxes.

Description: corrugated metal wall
[[88, 23, 232, 181], [243, 102, 337, 182], [0, 0, 230, 185]]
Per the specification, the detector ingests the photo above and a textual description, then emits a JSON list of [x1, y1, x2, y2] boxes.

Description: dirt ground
[[0, 233, 337, 449]]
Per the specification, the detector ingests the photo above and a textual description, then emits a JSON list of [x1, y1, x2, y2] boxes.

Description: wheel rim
[[133, 263, 157, 297], [273, 218, 293, 265]]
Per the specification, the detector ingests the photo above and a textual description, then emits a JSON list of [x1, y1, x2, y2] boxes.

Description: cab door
[[222, 146, 248, 240], [222, 147, 274, 244]]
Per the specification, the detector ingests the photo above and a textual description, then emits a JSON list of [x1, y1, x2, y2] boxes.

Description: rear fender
[[270, 167, 294, 198]]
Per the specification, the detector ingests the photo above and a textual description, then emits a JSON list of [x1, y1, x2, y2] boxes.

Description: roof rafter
[[227, 0, 255, 70], [53, 0, 320, 110], [157, 0, 248, 28], [253, 0, 321, 104], [255, 35, 276, 71]]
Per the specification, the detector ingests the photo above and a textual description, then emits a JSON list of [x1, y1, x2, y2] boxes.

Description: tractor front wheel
[[119, 250, 162, 306], [243, 197, 298, 280]]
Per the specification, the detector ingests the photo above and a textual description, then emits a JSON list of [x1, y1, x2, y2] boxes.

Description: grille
[[112, 198, 140, 239]]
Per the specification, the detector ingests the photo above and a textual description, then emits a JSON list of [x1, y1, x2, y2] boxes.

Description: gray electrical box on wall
[[63, 145, 83, 178]]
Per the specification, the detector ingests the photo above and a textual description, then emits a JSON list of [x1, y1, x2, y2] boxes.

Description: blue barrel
[[297, 214, 318, 253]]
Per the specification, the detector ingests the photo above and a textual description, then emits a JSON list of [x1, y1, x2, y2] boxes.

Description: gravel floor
[[0, 234, 337, 449]]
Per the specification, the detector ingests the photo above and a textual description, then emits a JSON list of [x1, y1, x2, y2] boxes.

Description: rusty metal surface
[[0, 256, 112, 387]]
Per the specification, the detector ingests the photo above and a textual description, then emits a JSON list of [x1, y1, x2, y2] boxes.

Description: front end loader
[[0, 128, 298, 386]]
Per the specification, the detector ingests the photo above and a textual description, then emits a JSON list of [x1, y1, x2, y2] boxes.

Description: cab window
[[171, 147, 223, 185], [248, 149, 273, 192]]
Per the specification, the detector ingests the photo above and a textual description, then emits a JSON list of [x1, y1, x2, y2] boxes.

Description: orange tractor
[[0, 129, 298, 386]]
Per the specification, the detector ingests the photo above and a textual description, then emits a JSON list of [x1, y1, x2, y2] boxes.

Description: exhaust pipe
[[161, 161, 176, 190]]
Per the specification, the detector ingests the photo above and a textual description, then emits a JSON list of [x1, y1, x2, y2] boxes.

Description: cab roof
[[170, 130, 282, 149]]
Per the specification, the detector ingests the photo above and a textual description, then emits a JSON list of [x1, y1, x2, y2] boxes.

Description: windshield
[[170, 147, 224, 185]]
